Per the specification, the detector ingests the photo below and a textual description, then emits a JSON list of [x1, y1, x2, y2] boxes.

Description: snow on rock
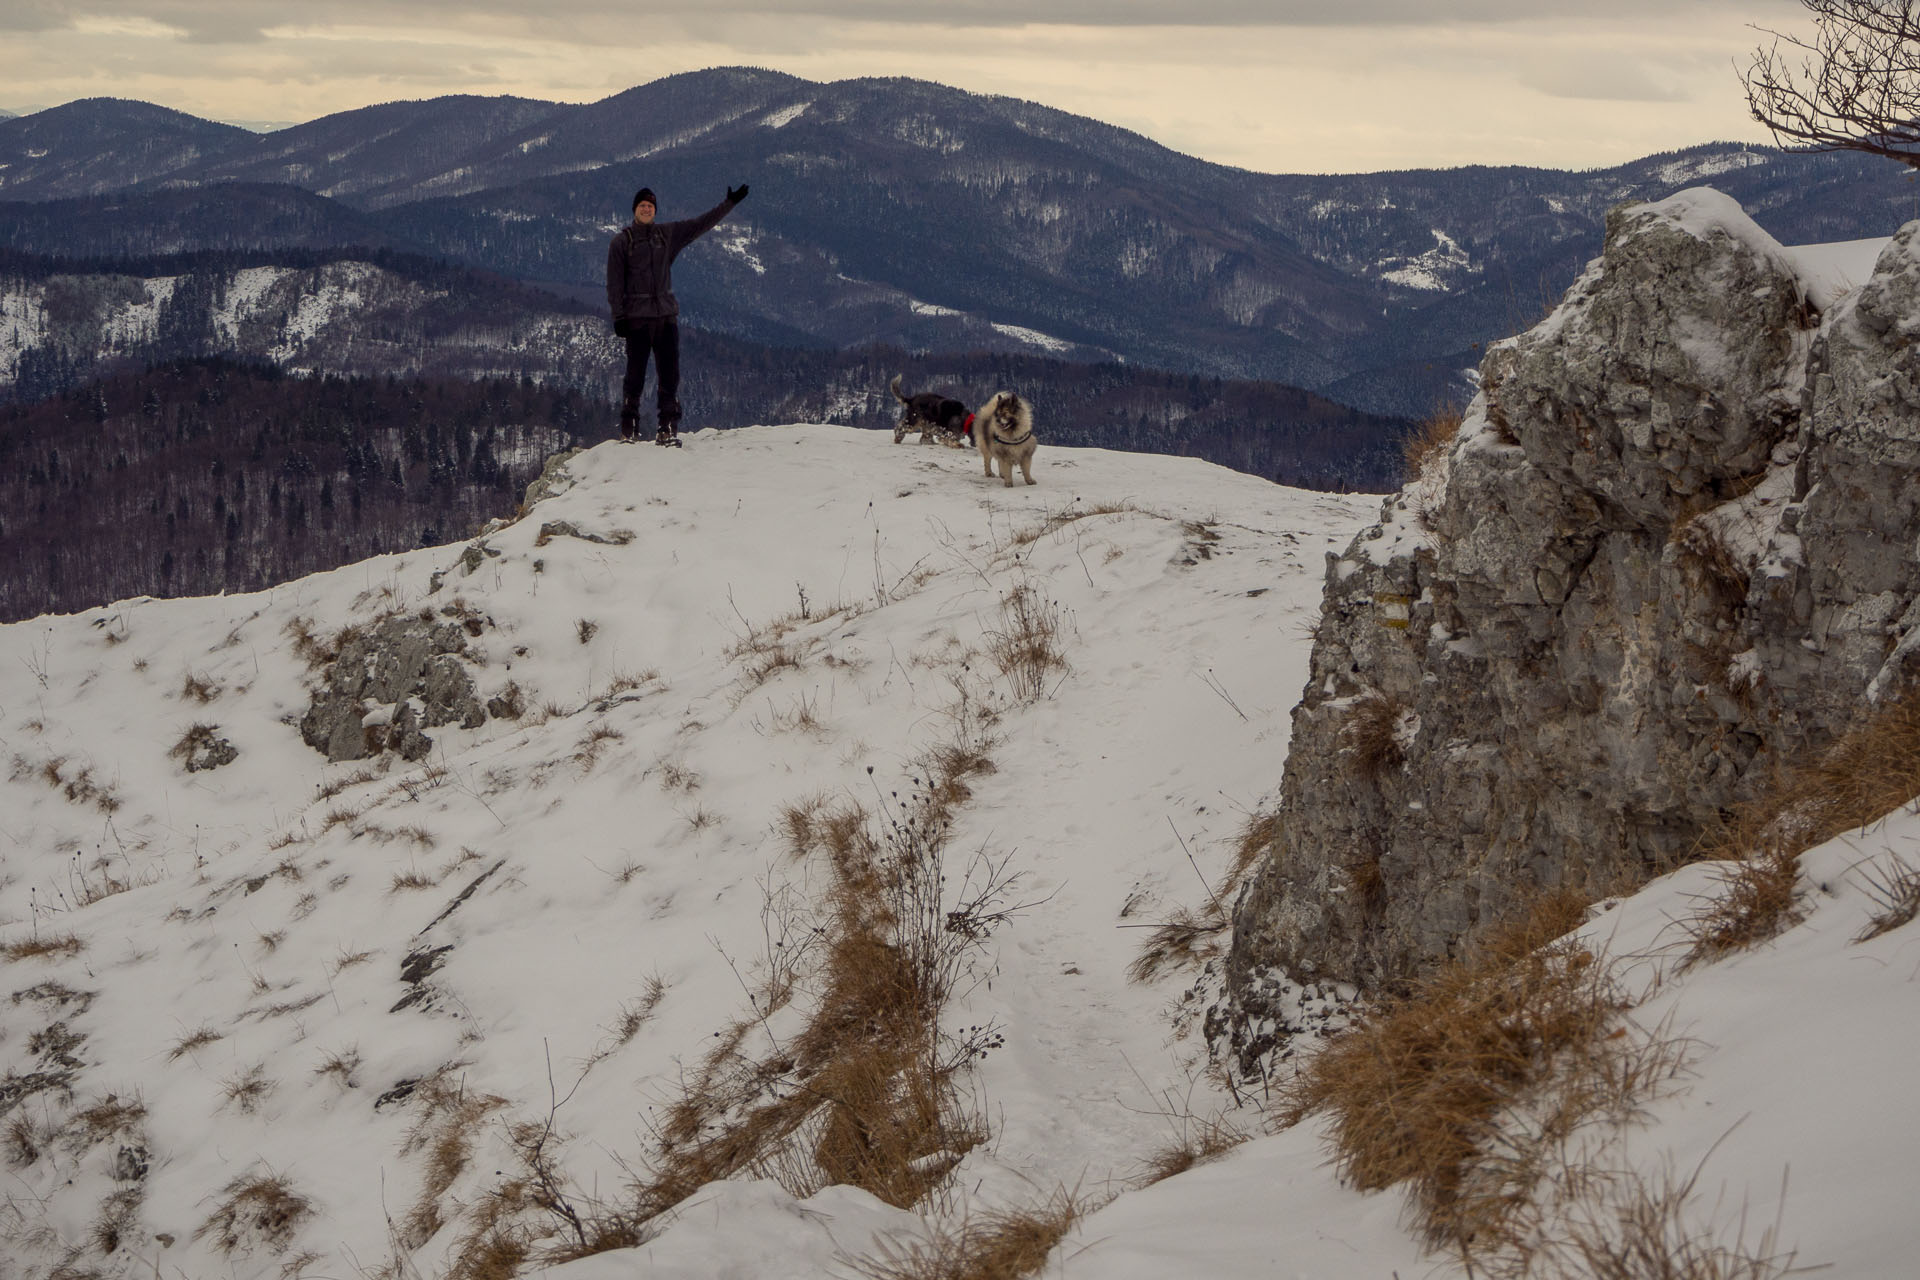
[[1223, 184, 1911, 1018]]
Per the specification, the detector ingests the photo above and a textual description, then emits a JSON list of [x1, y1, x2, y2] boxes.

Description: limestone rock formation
[[1220, 190, 1920, 1071], [298, 612, 488, 761]]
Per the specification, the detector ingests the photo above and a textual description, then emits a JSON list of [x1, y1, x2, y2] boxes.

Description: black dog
[[889, 374, 971, 445]]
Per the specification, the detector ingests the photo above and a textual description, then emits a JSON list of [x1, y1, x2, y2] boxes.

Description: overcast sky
[[0, 1, 1805, 173]]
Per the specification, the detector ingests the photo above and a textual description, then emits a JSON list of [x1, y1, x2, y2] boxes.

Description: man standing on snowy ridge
[[607, 183, 748, 445]]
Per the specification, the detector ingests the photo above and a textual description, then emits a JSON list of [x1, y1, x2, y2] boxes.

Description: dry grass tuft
[[1006, 499, 1145, 548], [1681, 695, 1920, 965], [1856, 852, 1920, 942], [69, 1093, 147, 1146], [1129, 807, 1278, 985], [2, 933, 86, 962], [1127, 904, 1227, 985], [399, 1074, 508, 1249], [180, 671, 222, 703], [1679, 850, 1802, 970], [1228, 809, 1282, 888], [167, 1025, 224, 1061], [314, 1047, 362, 1089], [1402, 403, 1466, 481], [572, 723, 625, 772], [92, 1186, 144, 1256], [196, 1170, 313, 1256], [985, 582, 1068, 702], [284, 616, 338, 669], [390, 868, 440, 893], [1541, 1158, 1800, 1280], [848, 1189, 1084, 1280], [221, 1065, 276, 1114], [1280, 890, 1695, 1254], [1131, 1115, 1250, 1189], [1341, 691, 1406, 778]]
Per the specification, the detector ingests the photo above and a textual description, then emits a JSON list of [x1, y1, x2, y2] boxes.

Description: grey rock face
[[1221, 190, 1920, 1074], [298, 612, 488, 762]]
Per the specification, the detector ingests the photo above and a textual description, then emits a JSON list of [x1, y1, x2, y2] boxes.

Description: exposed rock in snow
[[1223, 188, 1920, 1043]]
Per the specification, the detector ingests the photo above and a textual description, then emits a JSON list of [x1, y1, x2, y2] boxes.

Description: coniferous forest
[[0, 360, 583, 621]]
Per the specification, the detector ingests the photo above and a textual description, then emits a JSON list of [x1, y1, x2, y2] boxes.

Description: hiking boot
[[619, 400, 639, 441]]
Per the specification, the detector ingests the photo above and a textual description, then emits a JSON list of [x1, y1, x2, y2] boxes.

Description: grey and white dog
[[974, 391, 1037, 486]]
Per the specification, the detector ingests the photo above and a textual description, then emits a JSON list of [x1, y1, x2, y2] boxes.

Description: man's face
[[634, 200, 657, 225]]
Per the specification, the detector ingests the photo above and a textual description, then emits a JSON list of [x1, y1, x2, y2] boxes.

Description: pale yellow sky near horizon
[[0, 3, 1798, 174]]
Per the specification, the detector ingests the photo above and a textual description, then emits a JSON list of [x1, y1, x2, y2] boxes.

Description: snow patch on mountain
[[989, 320, 1075, 353], [761, 102, 810, 129], [1378, 228, 1476, 291]]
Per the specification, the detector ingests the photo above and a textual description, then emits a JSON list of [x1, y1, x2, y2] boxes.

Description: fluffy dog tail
[[889, 373, 910, 404]]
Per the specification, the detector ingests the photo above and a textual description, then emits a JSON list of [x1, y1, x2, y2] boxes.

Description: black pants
[[621, 318, 681, 427]]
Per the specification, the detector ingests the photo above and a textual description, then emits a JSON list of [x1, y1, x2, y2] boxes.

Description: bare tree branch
[[1744, 1, 1920, 167]]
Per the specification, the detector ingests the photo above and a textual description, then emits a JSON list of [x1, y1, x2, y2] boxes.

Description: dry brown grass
[[572, 724, 625, 772], [221, 1065, 276, 1114], [1006, 499, 1145, 548], [14, 753, 122, 814], [284, 616, 339, 669], [180, 670, 222, 703], [1539, 1158, 1800, 1280], [605, 668, 660, 695], [1280, 890, 1696, 1255], [1682, 695, 1920, 966], [68, 1093, 147, 1147], [167, 1025, 224, 1061], [1228, 809, 1282, 888], [848, 1189, 1084, 1280], [1341, 691, 1406, 778], [390, 869, 440, 893], [1679, 850, 1802, 970], [1129, 807, 1278, 984], [92, 1187, 144, 1256], [196, 1170, 312, 1256], [985, 582, 1068, 702], [2, 933, 86, 962], [1131, 1114, 1250, 1189], [1127, 903, 1227, 985], [1402, 403, 1465, 481], [399, 1075, 508, 1249], [314, 1047, 362, 1089], [547, 755, 1015, 1263], [1856, 852, 1920, 942]]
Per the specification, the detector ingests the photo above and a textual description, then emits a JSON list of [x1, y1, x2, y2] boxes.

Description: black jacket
[[606, 197, 739, 322]]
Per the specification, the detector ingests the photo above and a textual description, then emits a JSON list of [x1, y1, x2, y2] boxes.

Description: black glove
[[613, 317, 630, 338], [727, 184, 749, 204]]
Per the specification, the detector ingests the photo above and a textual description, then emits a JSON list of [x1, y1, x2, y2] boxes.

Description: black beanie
[[632, 187, 657, 210]]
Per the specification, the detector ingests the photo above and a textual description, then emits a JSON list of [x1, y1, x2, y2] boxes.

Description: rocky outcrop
[[1221, 190, 1920, 1066], [298, 612, 488, 761]]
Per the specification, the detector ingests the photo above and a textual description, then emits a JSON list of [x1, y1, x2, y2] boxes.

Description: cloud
[[0, 0, 72, 33], [5, 0, 1807, 39], [1516, 54, 1696, 104]]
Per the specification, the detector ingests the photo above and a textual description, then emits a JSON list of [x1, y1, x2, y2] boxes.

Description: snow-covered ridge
[[0, 428, 1373, 1279]]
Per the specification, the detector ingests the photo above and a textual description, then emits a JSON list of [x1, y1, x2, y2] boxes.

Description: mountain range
[[3, 70, 1913, 417]]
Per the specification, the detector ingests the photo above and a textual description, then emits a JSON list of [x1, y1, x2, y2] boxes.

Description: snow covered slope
[[0, 426, 1375, 1278], [4, 423, 1915, 1280]]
